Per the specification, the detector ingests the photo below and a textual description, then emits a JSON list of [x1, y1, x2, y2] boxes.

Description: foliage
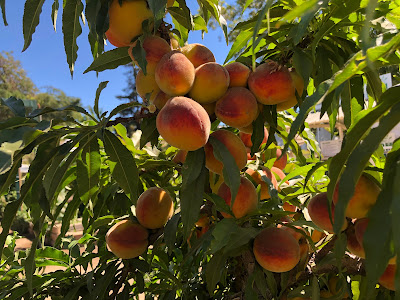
[[0, 0, 400, 299]]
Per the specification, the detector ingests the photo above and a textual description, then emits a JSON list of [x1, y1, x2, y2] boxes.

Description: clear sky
[[0, 1, 231, 114]]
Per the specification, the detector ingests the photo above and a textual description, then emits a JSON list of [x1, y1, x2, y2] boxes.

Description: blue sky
[[0, 1, 231, 114]]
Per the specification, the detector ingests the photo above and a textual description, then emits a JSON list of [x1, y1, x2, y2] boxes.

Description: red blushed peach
[[277, 96, 299, 111], [204, 129, 247, 175], [156, 97, 211, 151], [246, 167, 278, 200], [379, 264, 397, 291], [307, 192, 347, 233], [253, 227, 300, 273], [106, 0, 153, 47], [129, 36, 171, 74], [277, 69, 305, 111], [215, 87, 258, 128], [155, 51, 195, 96], [106, 220, 149, 259], [271, 167, 289, 185], [189, 63, 230, 104], [136, 187, 174, 229], [172, 149, 188, 164], [273, 148, 288, 170], [278, 225, 309, 261], [180, 43, 215, 68], [239, 127, 268, 148], [153, 91, 171, 110], [333, 174, 381, 219], [346, 222, 365, 258], [135, 70, 160, 102], [248, 60, 295, 105], [225, 62, 251, 87], [283, 202, 296, 216], [217, 177, 258, 219]]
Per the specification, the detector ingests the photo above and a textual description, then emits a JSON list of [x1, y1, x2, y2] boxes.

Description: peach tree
[[0, 0, 400, 299]]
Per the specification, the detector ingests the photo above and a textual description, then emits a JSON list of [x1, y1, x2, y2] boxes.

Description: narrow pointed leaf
[[84, 47, 131, 73], [22, 0, 45, 51]]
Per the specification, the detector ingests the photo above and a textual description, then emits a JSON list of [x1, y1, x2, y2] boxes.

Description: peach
[[153, 91, 171, 110], [246, 167, 278, 200], [217, 177, 258, 219], [215, 87, 258, 128], [307, 192, 347, 233], [225, 62, 251, 87], [172, 149, 188, 164], [129, 35, 171, 74], [156, 97, 211, 151], [189, 63, 230, 104], [379, 264, 397, 291], [106, 220, 149, 259], [283, 202, 297, 216], [201, 102, 216, 116], [106, 0, 153, 47], [155, 51, 195, 96], [279, 225, 309, 261], [277, 96, 299, 112], [180, 43, 215, 68], [248, 60, 295, 105], [204, 129, 247, 175], [253, 227, 300, 273], [333, 174, 381, 219], [136, 187, 174, 229], [277, 69, 305, 111], [239, 127, 268, 148], [273, 148, 288, 170], [271, 167, 289, 185], [346, 222, 365, 257], [311, 229, 326, 244], [135, 70, 160, 102]]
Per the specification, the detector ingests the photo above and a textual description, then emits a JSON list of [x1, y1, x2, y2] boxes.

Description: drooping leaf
[[94, 81, 108, 120], [139, 115, 159, 148], [147, 0, 167, 32], [103, 129, 139, 201], [250, 113, 266, 157], [164, 213, 180, 250], [224, 30, 252, 64], [51, 0, 59, 31], [22, 0, 45, 51], [84, 47, 131, 74], [1, 97, 26, 117], [0, 0, 7, 25], [205, 252, 228, 295]]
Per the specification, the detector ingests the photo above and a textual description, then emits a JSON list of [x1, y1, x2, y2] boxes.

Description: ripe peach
[[106, 0, 154, 47], [276, 96, 299, 112], [311, 229, 326, 244], [106, 220, 149, 259], [155, 51, 195, 96], [215, 87, 258, 128], [248, 60, 295, 105], [201, 102, 216, 116], [217, 177, 258, 219], [273, 148, 288, 170], [333, 174, 381, 219], [253, 227, 300, 273], [204, 129, 247, 175], [172, 149, 188, 164], [239, 127, 268, 148], [136, 187, 174, 229], [156, 97, 211, 151], [277, 69, 305, 111], [346, 222, 365, 257], [225, 62, 251, 87], [279, 225, 309, 261], [153, 91, 171, 110], [379, 264, 396, 291], [307, 193, 347, 233], [283, 202, 297, 216], [189, 63, 230, 104], [271, 167, 289, 185], [180, 43, 215, 68], [246, 167, 278, 200], [136, 70, 160, 102], [129, 35, 171, 74]]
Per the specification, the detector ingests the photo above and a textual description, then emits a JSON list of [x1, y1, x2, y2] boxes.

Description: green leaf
[[84, 47, 131, 74], [139, 115, 159, 148], [333, 101, 400, 233], [0, 0, 7, 26], [107, 102, 135, 120], [94, 81, 108, 120], [51, 0, 59, 31], [0, 158, 21, 196], [22, 0, 45, 52], [164, 213, 180, 250], [224, 30, 252, 64], [56, 195, 83, 246], [180, 148, 207, 239], [1, 97, 26, 117], [208, 136, 240, 208], [0, 117, 37, 130], [76, 137, 101, 206], [250, 113, 266, 156], [206, 193, 232, 216], [103, 130, 139, 201], [36, 246, 70, 263], [147, 0, 167, 33], [197, 0, 228, 44], [168, 2, 193, 31], [28, 104, 93, 120], [62, 0, 84, 76], [205, 252, 228, 295]]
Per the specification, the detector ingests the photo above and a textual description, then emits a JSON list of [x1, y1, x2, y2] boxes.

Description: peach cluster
[[106, 187, 174, 259]]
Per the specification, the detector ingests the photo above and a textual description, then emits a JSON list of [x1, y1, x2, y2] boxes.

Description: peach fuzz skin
[[156, 97, 211, 151], [273, 148, 288, 170], [217, 177, 258, 219], [129, 36, 171, 75], [215, 87, 258, 128], [105, 220, 149, 259], [155, 51, 195, 96], [307, 192, 347, 233], [277, 69, 305, 111], [136, 187, 174, 229], [105, 0, 153, 47], [180, 43, 215, 68], [225, 62, 251, 87], [379, 264, 397, 291], [135, 70, 160, 102], [246, 167, 278, 200], [248, 60, 295, 105], [253, 227, 300, 273], [189, 62, 230, 104], [204, 129, 247, 175], [333, 174, 381, 219]]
